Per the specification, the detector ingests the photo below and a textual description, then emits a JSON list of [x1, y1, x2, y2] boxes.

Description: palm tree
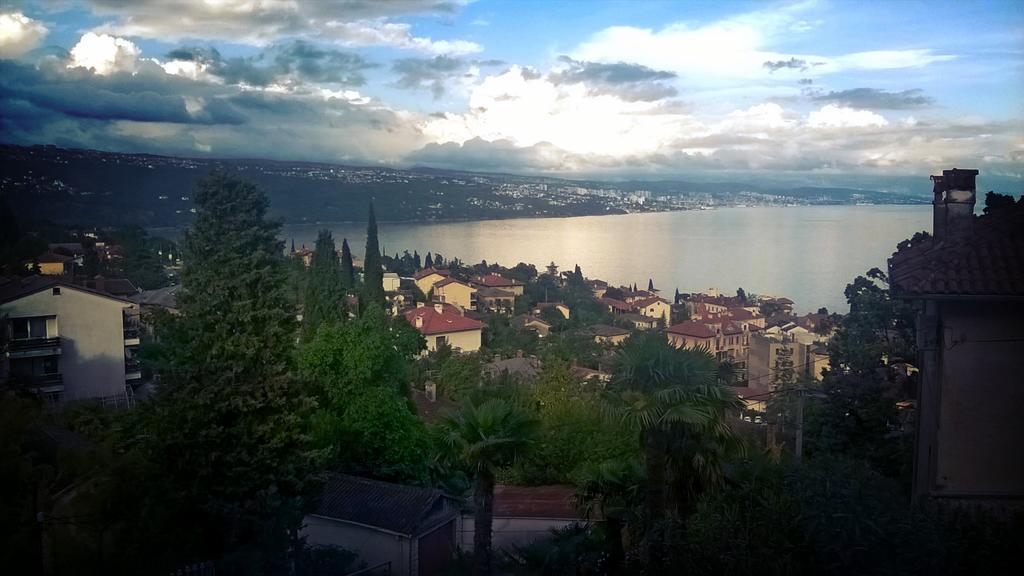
[[440, 399, 539, 576], [605, 332, 744, 570], [574, 459, 643, 574]]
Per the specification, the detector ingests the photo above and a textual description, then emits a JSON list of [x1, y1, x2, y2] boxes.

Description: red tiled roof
[[403, 306, 483, 335], [434, 277, 472, 289], [492, 485, 583, 519], [725, 307, 758, 320], [666, 321, 716, 338], [889, 196, 1024, 297], [413, 267, 450, 280]]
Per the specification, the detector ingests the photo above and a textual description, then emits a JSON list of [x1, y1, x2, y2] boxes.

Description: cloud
[[84, 0, 479, 54], [548, 56, 678, 101], [390, 55, 502, 98], [813, 88, 934, 109], [163, 41, 375, 87], [0, 12, 48, 58], [67, 32, 142, 75], [763, 57, 808, 73], [836, 50, 955, 70], [807, 104, 888, 128]]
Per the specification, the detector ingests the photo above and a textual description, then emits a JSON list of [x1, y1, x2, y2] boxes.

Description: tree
[[575, 459, 643, 574], [606, 332, 744, 571], [424, 252, 433, 268], [440, 400, 538, 576], [117, 226, 169, 290], [736, 287, 747, 304], [546, 261, 559, 276], [339, 238, 354, 289], [302, 230, 346, 341], [362, 203, 385, 307], [143, 172, 315, 573], [648, 278, 655, 292], [828, 268, 915, 375]]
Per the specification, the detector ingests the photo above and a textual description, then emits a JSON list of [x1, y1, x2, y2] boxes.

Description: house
[[666, 319, 751, 381], [485, 352, 541, 380], [586, 324, 630, 345], [1, 276, 141, 406], [129, 284, 182, 315], [383, 272, 401, 292], [404, 303, 483, 353], [292, 245, 313, 267], [414, 267, 451, 295], [587, 279, 608, 299], [746, 332, 817, 398], [475, 287, 516, 314], [511, 314, 552, 337], [432, 277, 476, 311], [460, 485, 591, 551], [571, 364, 612, 385], [633, 296, 672, 325], [533, 302, 570, 320], [303, 473, 460, 576], [600, 297, 634, 315], [27, 252, 73, 275], [620, 313, 658, 331], [471, 274, 524, 296], [76, 276, 139, 298], [888, 168, 1024, 506]]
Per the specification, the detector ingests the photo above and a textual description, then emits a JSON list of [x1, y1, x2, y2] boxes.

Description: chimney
[[425, 380, 437, 402], [942, 168, 978, 239], [932, 169, 978, 241], [416, 301, 425, 308], [433, 303, 444, 314], [415, 315, 424, 328]]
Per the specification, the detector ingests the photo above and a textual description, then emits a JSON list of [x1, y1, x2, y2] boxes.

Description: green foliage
[[501, 523, 608, 576], [140, 171, 317, 573], [113, 226, 171, 289], [436, 352, 483, 401], [828, 268, 915, 374], [302, 230, 346, 342], [339, 238, 354, 289], [362, 202, 385, 307]]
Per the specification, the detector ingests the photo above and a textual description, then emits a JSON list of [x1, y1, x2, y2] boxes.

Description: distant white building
[[1, 276, 141, 406]]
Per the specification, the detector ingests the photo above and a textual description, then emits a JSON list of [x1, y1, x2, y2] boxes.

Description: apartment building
[[1, 275, 141, 406]]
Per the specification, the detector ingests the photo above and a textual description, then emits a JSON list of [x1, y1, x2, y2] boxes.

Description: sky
[[1, 0, 1022, 187]]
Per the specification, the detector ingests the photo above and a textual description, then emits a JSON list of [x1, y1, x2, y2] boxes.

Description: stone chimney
[[931, 168, 978, 241]]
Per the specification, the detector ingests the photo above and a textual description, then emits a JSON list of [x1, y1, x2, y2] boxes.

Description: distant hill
[[0, 144, 928, 228]]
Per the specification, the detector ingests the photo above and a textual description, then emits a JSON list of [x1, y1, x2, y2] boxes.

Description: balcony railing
[[125, 359, 141, 372], [6, 372, 63, 390], [8, 337, 61, 351]]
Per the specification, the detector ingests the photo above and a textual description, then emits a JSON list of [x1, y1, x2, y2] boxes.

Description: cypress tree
[[363, 202, 385, 307], [413, 250, 421, 269], [648, 278, 655, 292], [143, 172, 314, 571], [340, 238, 355, 288], [303, 229, 346, 341], [425, 252, 433, 268]]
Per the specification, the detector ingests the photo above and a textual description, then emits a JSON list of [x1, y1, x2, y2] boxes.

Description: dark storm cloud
[[0, 60, 247, 125], [548, 56, 678, 101], [812, 87, 934, 109], [165, 41, 375, 87], [763, 57, 807, 72], [390, 56, 503, 98]]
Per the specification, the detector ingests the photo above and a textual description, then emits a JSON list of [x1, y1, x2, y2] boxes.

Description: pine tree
[[648, 278, 655, 292], [362, 202, 385, 307], [340, 238, 355, 289], [574, 263, 582, 279], [425, 252, 433, 268], [144, 172, 315, 571], [413, 250, 421, 269], [674, 287, 680, 304], [737, 287, 748, 304], [303, 229, 346, 341]]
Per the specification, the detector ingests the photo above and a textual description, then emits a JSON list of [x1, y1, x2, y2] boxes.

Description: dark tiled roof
[[0, 275, 133, 305], [312, 473, 456, 536], [511, 314, 551, 329], [34, 251, 73, 264], [587, 323, 630, 337], [889, 199, 1024, 297], [666, 320, 717, 338], [130, 285, 182, 309], [600, 297, 635, 312], [473, 274, 521, 288], [413, 267, 450, 280]]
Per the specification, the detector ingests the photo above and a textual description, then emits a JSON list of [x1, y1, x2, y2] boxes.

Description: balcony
[[123, 312, 141, 345], [7, 337, 62, 358], [125, 358, 142, 380], [7, 373, 64, 394]]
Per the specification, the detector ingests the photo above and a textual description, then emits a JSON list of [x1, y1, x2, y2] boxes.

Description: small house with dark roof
[[888, 168, 1024, 506], [511, 314, 552, 337], [303, 473, 460, 576], [413, 267, 451, 295], [586, 323, 630, 345], [26, 251, 74, 276], [470, 274, 524, 296]]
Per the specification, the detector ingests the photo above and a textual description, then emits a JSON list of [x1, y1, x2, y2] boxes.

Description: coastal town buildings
[[403, 303, 483, 353]]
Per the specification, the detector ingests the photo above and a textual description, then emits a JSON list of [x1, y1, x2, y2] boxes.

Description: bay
[[282, 205, 932, 314]]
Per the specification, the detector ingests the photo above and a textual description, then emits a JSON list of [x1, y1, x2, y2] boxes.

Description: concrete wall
[[303, 516, 412, 575], [435, 282, 476, 310], [2, 286, 131, 400], [932, 300, 1024, 496], [460, 516, 580, 551], [426, 329, 481, 353]]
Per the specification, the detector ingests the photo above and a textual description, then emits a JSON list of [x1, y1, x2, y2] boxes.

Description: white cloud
[[0, 12, 48, 58], [68, 32, 141, 75], [323, 19, 481, 55], [421, 66, 701, 157], [807, 104, 888, 128], [836, 50, 956, 70]]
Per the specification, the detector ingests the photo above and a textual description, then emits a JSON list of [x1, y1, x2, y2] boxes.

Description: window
[[11, 317, 47, 340], [436, 335, 448, 347], [52, 287, 61, 295]]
